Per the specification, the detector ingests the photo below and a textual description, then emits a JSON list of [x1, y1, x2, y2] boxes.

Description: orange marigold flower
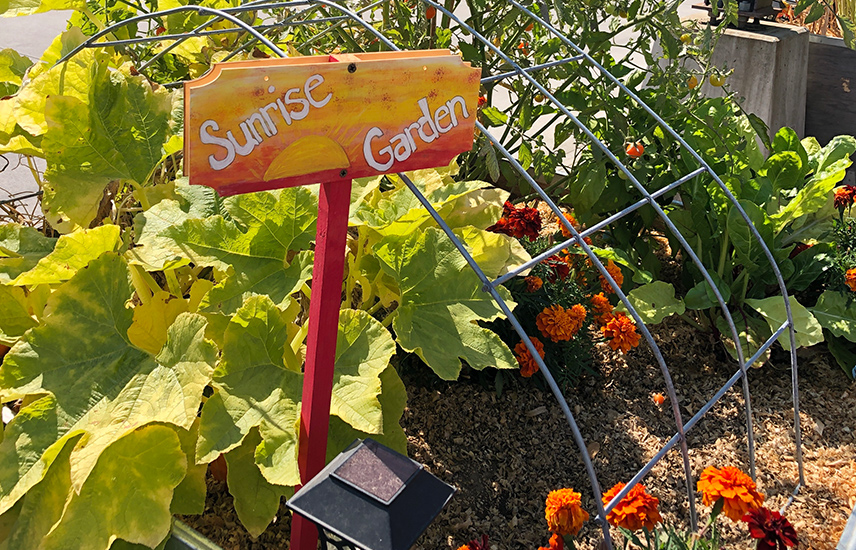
[[697, 465, 764, 522], [846, 268, 856, 292], [601, 312, 640, 353], [600, 260, 624, 293], [545, 488, 589, 536], [590, 292, 614, 325], [526, 275, 543, 292], [560, 212, 579, 238], [537, 533, 564, 550], [602, 482, 662, 531], [834, 185, 856, 210], [536, 304, 586, 342], [514, 336, 545, 377]]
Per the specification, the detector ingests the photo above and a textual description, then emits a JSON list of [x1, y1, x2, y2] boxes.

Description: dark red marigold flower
[[457, 534, 489, 550], [543, 255, 570, 282], [743, 507, 798, 550], [478, 95, 487, 107], [486, 201, 542, 241], [789, 242, 812, 259]]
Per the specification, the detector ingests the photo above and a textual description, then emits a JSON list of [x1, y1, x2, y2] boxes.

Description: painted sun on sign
[[184, 50, 481, 196]]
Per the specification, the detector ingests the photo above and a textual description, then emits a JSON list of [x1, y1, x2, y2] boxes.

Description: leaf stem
[[164, 268, 183, 297]]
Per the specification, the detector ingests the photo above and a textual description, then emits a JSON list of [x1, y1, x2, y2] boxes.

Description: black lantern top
[[286, 439, 456, 550]]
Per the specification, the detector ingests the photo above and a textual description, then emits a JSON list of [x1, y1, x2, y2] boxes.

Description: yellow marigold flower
[[697, 465, 764, 522], [590, 292, 614, 325], [514, 336, 545, 377], [600, 259, 624, 293], [536, 304, 586, 342], [846, 268, 856, 292], [601, 312, 640, 353], [526, 275, 543, 292], [545, 488, 589, 536], [602, 482, 662, 531]]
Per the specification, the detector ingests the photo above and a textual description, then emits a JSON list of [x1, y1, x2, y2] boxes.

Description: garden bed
[[182, 317, 856, 549]]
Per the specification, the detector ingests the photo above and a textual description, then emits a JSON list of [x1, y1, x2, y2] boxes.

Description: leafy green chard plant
[[614, 126, 856, 364]]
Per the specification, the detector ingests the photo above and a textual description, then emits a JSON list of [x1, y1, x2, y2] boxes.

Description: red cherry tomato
[[625, 142, 644, 158], [426, 6, 436, 18]]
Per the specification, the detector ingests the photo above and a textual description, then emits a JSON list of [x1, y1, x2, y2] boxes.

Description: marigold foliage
[[601, 482, 662, 531], [697, 465, 764, 522], [600, 313, 640, 353], [545, 488, 589, 536], [600, 259, 624, 293], [536, 304, 585, 342]]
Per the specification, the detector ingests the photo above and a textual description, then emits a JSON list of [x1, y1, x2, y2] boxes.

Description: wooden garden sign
[[184, 50, 480, 550]]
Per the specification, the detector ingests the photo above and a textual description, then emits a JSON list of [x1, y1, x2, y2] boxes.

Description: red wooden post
[[290, 179, 353, 550]]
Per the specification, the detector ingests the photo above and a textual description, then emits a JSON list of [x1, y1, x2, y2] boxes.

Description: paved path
[[0, 11, 71, 211]]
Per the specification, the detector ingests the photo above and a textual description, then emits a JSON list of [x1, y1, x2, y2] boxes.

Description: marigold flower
[[846, 268, 856, 292], [477, 95, 487, 107], [590, 292, 614, 325], [487, 201, 542, 241], [834, 185, 856, 210], [458, 534, 488, 550], [743, 507, 798, 550], [697, 465, 764, 522], [601, 482, 662, 531], [536, 304, 586, 342], [537, 533, 564, 550], [525, 275, 543, 292], [545, 488, 589, 536], [601, 313, 640, 353], [600, 260, 624, 293], [514, 336, 545, 377], [560, 212, 579, 238], [544, 255, 570, 282]]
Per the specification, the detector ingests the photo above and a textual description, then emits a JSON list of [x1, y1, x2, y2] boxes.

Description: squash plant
[[0, 27, 527, 548]]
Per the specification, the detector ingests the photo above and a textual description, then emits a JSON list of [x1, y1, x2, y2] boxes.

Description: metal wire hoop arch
[[55, 2, 806, 545]]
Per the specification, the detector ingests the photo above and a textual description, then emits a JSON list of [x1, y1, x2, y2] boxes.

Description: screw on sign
[[184, 50, 480, 550]]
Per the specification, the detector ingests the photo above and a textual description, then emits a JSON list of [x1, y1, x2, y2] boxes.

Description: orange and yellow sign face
[[184, 50, 481, 196]]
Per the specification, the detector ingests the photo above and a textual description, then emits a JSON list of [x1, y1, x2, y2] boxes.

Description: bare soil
[[183, 316, 856, 550]]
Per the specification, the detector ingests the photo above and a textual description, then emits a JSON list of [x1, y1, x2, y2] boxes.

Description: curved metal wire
[[50, 1, 806, 544]]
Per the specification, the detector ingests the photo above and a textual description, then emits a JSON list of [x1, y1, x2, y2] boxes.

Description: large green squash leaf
[[138, 188, 317, 315], [0, 254, 216, 501], [197, 297, 395, 487], [41, 64, 172, 230], [12, 225, 121, 285], [0, 49, 32, 97], [41, 425, 186, 550], [744, 296, 823, 351], [374, 227, 516, 380], [327, 365, 408, 461], [0, 286, 37, 346], [811, 290, 856, 343], [13, 48, 103, 139], [224, 428, 292, 537], [0, 225, 56, 284], [170, 421, 208, 516], [617, 281, 685, 324], [0, 429, 78, 550], [0, 0, 83, 16]]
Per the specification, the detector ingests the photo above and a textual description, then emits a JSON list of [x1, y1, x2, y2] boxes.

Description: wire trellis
[[55, 1, 804, 545]]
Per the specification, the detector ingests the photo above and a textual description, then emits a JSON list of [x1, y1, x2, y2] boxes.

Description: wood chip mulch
[[183, 315, 855, 549]]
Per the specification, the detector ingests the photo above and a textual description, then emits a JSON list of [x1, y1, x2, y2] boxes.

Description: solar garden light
[[285, 438, 456, 550]]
